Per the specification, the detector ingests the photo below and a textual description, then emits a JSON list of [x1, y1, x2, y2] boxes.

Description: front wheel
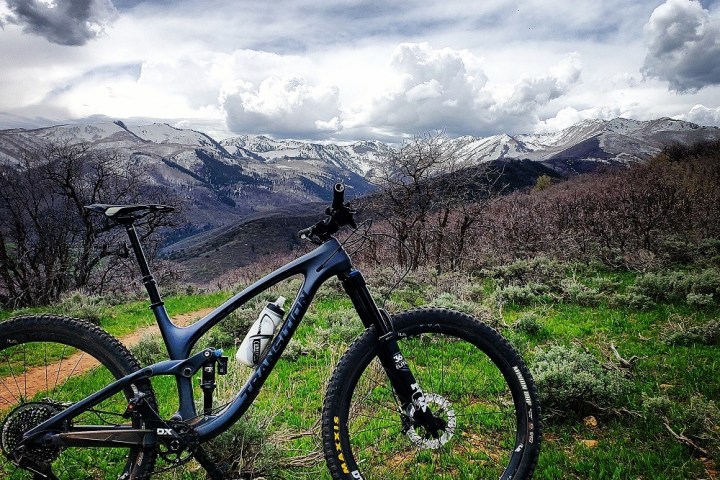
[[322, 308, 541, 479]]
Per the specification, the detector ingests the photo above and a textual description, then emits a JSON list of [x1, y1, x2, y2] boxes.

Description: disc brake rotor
[[406, 393, 457, 450]]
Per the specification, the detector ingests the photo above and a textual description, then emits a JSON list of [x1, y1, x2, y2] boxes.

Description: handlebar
[[299, 183, 357, 244]]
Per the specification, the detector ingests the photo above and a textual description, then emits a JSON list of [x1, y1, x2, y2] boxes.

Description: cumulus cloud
[[220, 76, 343, 138], [351, 44, 585, 138], [535, 105, 624, 132], [4, 0, 118, 46], [642, 0, 720, 92], [500, 53, 582, 115], [363, 43, 493, 136], [676, 104, 720, 126]]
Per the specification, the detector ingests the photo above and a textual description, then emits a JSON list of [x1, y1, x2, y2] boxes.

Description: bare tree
[[0, 142, 178, 307], [366, 132, 501, 271]]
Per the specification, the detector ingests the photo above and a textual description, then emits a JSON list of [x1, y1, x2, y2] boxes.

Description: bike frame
[[24, 217, 431, 462], [23, 233, 395, 449]]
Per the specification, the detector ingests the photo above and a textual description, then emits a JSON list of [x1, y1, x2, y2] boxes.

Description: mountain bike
[[0, 183, 540, 479]]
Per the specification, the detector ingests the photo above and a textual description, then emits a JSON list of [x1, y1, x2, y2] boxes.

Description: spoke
[[384, 444, 419, 477], [344, 325, 523, 479], [0, 369, 20, 405], [22, 344, 27, 401], [44, 342, 49, 396], [353, 411, 400, 422], [56, 352, 86, 399], [3, 350, 23, 403], [351, 423, 401, 435], [454, 410, 510, 417], [441, 346, 447, 395], [421, 336, 435, 392], [455, 431, 507, 470], [52, 344, 68, 396]]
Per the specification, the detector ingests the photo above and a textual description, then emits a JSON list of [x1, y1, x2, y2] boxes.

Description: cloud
[[4, 0, 118, 46], [362, 43, 493, 136], [535, 105, 624, 132], [500, 53, 582, 115], [642, 0, 720, 92], [220, 76, 343, 138], [676, 104, 720, 126], [349, 44, 586, 138]]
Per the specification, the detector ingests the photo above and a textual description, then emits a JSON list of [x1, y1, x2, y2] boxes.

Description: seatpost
[[124, 222, 164, 308]]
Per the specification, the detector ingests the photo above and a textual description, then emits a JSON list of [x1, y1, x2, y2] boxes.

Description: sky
[[0, 0, 719, 141]]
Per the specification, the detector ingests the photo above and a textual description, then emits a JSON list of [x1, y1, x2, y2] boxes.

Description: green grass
[[1, 267, 719, 479]]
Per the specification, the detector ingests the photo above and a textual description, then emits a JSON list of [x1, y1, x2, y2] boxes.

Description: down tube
[[195, 267, 344, 441]]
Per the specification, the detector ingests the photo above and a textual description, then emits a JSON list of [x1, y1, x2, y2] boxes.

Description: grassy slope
[[1, 267, 718, 479]]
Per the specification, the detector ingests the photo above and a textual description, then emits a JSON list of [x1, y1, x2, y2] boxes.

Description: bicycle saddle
[[85, 203, 174, 221]]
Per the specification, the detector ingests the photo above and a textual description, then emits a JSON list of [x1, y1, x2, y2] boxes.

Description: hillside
[[0, 122, 381, 231], [1, 116, 718, 270]]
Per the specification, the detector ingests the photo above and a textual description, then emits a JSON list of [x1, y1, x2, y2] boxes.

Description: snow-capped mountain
[[0, 121, 379, 230], [451, 117, 719, 171], [1, 116, 718, 232], [219, 135, 389, 175]]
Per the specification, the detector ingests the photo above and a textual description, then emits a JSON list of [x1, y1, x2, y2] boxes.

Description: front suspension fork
[[340, 270, 439, 432]]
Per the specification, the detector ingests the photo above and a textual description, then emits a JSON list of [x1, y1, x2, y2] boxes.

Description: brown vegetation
[[360, 139, 720, 272], [478, 140, 720, 269], [0, 142, 178, 307]]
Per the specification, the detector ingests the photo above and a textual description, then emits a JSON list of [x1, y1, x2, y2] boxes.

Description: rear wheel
[[322, 308, 541, 479], [0, 315, 156, 479]]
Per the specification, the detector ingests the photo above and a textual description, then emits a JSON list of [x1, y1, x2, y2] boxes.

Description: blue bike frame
[[25, 216, 429, 459], [26, 237, 355, 444]]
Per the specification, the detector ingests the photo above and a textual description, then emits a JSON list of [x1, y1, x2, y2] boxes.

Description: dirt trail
[[0, 308, 215, 410]]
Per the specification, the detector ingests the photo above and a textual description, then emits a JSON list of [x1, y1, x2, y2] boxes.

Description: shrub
[[696, 238, 720, 267], [686, 292, 715, 308], [592, 276, 621, 294], [643, 393, 720, 458], [203, 413, 282, 479], [486, 257, 567, 289], [496, 283, 550, 306], [560, 278, 604, 306], [663, 318, 720, 346], [689, 268, 720, 296], [632, 268, 720, 306], [532, 345, 629, 420], [632, 271, 687, 302], [55, 290, 108, 325], [512, 312, 544, 336], [131, 333, 166, 366], [428, 292, 491, 319], [319, 307, 364, 345], [610, 292, 656, 311]]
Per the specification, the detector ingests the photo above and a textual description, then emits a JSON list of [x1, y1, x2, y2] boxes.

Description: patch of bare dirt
[[0, 308, 215, 410]]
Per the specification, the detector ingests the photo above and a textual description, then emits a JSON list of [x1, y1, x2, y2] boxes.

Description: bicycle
[[0, 183, 540, 479]]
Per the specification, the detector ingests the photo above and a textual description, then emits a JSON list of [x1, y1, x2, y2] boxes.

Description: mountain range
[[1, 116, 718, 279], [453, 117, 720, 174]]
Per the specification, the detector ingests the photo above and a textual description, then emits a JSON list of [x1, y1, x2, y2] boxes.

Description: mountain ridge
[[1, 116, 719, 280], [1, 115, 718, 235]]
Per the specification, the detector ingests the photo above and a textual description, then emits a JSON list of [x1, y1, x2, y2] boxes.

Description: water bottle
[[236, 297, 286, 366]]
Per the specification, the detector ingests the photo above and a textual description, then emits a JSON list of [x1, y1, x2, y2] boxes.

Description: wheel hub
[[406, 393, 456, 450]]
